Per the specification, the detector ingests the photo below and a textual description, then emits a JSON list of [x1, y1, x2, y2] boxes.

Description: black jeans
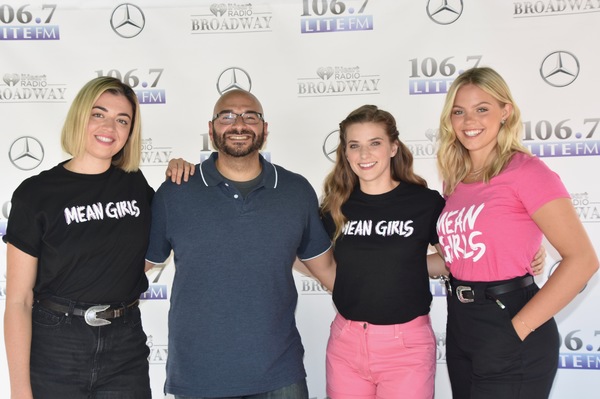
[[30, 299, 151, 399], [446, 277, 559, 399]]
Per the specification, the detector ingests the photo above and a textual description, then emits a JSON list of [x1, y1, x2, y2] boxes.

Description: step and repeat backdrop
[[1, 1, 599, 397]]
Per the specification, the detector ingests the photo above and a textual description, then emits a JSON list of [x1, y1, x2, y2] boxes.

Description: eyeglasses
[[212, 111, 264, 125]]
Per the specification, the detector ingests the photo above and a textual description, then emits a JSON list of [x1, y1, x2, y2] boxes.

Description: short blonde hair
[[437, 67, 530, 195], [61, 77, 142, 172]]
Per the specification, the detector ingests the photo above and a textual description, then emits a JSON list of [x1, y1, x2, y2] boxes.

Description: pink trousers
[[326, 313, 436, 399]]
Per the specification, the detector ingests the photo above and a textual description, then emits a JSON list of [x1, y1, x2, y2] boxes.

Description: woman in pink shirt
[[436, 67, 598, 398]]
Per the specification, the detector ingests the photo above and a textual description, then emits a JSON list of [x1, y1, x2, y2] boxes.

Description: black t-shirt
[[322, 182, 445, 325], [4, 161, 154, 303]]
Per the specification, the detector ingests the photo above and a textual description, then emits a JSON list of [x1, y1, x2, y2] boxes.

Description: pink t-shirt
[[437, 152, 570, 281]]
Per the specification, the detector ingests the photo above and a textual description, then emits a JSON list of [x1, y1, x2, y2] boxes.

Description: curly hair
[[321, 105, 427, 241]]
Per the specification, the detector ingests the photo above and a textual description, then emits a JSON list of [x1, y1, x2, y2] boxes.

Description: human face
[[344, 122, 398, 194], [209, 91, 268, 158], [450, 83, 511, 165], [82, 91, 133, 168]]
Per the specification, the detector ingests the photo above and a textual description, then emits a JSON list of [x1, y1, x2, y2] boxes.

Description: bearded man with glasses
[[145, 89, 336, 399], [211, 110, 265, 158]]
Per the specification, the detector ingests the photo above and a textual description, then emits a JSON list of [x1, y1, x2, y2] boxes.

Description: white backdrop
[[1, 1, 599, 397]]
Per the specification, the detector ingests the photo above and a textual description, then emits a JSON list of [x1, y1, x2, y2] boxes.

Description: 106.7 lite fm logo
[[558, 327, 600, 369], [300, 0, 373, 33], [522, 117, 600, 157], [0, 3, 59, 40], [548, 259, 600, 370], [141, 263, 168, 301], [95, 68, 166, 104], [408, 55, 483, 95]]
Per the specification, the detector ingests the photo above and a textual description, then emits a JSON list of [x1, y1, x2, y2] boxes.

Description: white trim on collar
[[199, 156, 278, 188], [270, 162, 278, 189], [199, 162, 209, 187]]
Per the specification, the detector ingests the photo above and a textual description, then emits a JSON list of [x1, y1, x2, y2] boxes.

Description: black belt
[[37, 298, 139, 327], [449, 275, 535, 308]]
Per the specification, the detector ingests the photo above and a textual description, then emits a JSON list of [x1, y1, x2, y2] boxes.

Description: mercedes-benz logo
[[9, 136, 45, 170], [111, 3, 145, 39], [216, 67, 252, 95], [540, 51, 580, 87], [427, 0, 463, 25], [322, 130, 340, 163], [2, 201, 10, 219]]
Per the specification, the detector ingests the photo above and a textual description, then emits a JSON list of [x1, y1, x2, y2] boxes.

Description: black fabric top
[[322, 182, 445, 325], [5, 161, 154, 303]]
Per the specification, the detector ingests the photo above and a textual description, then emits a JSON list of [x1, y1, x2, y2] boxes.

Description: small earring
[[501, 119, 506, 125]]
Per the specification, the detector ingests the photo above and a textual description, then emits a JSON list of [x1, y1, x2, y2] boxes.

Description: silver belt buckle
[[84, 304, 112, 326], [456, 286, 474, 303]]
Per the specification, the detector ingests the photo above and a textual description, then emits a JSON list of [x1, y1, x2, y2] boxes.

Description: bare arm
[[165, 158, 195, 184], [427, 244, 448, 277], [292, 258, 312, 277], [298, 248, 336, 292], [144, 260, 157, 273], [4, 244, 37, 399], [512, 198, 599, 340]]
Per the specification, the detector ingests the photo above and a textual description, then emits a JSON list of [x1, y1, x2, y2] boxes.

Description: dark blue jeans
[[173, 379, 309, 399], [30, 299, 151, 399]]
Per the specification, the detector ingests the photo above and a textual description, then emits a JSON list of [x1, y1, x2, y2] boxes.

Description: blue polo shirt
[[146, 152, 331, 397]]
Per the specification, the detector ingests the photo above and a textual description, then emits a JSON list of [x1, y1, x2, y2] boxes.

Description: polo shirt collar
[[198, 152, 278, 189]]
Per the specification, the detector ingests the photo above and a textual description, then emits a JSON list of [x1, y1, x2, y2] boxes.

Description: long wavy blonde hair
[[437, 67, 530, 196], [321, 105, 427, 241]]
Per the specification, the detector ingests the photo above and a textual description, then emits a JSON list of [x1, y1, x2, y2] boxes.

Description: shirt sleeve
[[145, 185, 172, 263], [3, 185, 42, 258], [296, 181, 333, 261], [429, 191, 446, 246], [320, 210, 335, 240], [139, 170, 155, 204], [514, 156, 570, 216]]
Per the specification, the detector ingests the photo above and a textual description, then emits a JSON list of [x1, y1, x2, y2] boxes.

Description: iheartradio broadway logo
[[210, 4, 227, 16], [316, 67, 334, 80]]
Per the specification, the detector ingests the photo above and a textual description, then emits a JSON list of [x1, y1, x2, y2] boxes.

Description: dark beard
[[213, 127, 265, 157]]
